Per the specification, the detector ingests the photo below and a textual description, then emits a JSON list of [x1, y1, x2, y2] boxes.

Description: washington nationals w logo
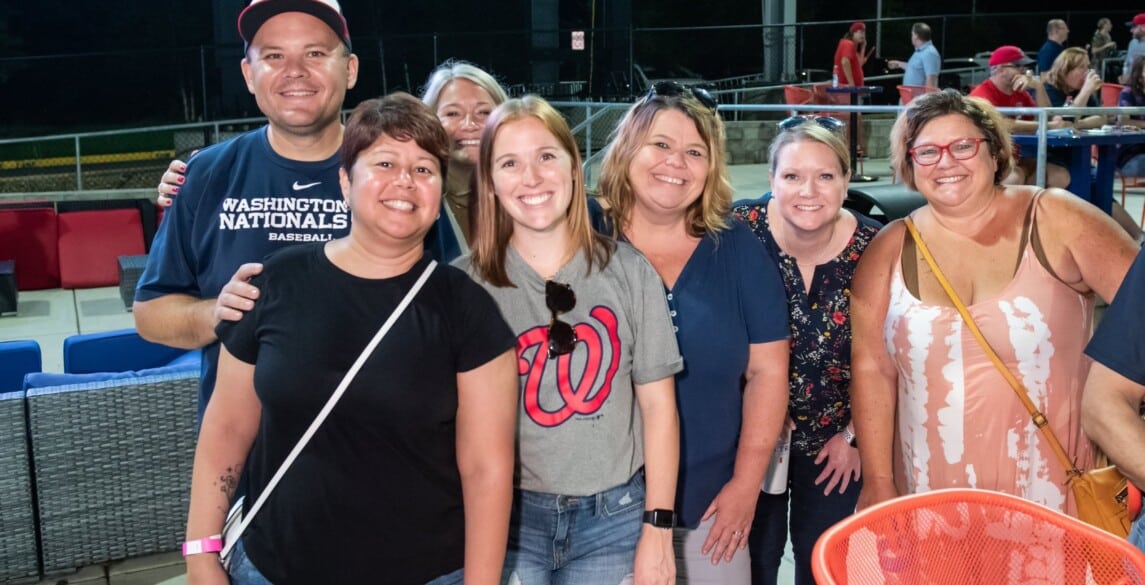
[[518, 306, 621, 427]]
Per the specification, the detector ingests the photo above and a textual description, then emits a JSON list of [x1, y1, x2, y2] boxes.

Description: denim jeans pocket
[[600, 473, 646, 517]]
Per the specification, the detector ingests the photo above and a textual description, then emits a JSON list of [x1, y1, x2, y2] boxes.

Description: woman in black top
[[183, 93, 518, 585]]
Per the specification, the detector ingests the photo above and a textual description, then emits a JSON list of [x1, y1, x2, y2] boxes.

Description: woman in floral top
[[731, 119, 880, 585]]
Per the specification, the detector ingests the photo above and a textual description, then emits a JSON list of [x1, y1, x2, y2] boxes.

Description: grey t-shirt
[[456, 242, 683, 496]]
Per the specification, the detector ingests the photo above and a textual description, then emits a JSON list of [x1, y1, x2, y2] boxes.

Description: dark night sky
[[0, 0, 1143, 135]]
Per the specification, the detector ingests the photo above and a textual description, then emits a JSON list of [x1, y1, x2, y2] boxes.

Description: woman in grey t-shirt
[[458, 95, 684, 584]]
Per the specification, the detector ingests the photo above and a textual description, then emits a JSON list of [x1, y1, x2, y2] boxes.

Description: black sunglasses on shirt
[[545, 280, 577, 359]]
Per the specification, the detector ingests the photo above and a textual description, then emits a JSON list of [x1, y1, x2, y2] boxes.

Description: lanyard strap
[[220, 260, 438, 559]]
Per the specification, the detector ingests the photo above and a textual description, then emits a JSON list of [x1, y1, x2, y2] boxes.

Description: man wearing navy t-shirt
[[1083, 250, 1145, 554], [134, 0, 359, 416], [1037, 19, 1069, 73]]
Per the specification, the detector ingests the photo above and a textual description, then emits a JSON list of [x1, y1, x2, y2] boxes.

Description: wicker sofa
[[0, 330, 200, 582]]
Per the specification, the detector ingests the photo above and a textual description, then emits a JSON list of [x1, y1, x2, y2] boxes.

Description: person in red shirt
[[834, 22, 874, 86], [969, 45, 1071, 186]]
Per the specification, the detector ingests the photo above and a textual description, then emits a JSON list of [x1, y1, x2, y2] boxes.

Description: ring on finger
[[732, 530, 743, 538]]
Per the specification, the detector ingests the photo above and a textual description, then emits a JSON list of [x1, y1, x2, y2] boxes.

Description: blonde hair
[[597, 92, 731, 237], [768, 122, 851, 178], [1044, 47, 1090, 94], [890, 90, 1014, 190], [470, 95, 612, 287], [420, 59, 509, 110]]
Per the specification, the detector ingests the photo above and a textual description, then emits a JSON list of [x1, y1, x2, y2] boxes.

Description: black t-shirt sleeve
[[215, 271, 268, 365], [447, 267, 516, 372]]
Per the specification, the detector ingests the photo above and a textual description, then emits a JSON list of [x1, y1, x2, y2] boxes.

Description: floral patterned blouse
[[732, 195, 880, 455]]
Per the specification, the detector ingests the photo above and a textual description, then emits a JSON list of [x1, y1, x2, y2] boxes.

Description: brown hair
[[340, 92, 450, 181], [470, 95, 612, 287], [1044, 47, 1090, 94], [597, 91, 732, 238], [1131, 55, 1145, 97], [890, 89, 1013, 190]]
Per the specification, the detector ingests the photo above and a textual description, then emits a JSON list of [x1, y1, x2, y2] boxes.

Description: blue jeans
[[748, 452, 860, 585], [1130, 503, 1145, 555], [227, 538, 273, 585], [227, 537, 464, 585], [503, 472, 644, 585], [1122, 154, 1145, 178]]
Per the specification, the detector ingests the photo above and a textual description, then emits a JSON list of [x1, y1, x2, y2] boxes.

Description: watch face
[[644, 509, 676, 528]]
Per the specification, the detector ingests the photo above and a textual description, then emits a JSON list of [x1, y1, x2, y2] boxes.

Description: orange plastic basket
[[812, 488, 1145, 584]]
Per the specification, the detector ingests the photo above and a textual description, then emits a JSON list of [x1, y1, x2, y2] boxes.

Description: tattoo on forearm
[[216, 465, 242, 500]]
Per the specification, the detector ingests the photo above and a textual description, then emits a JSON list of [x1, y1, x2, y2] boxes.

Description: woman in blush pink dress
[[849, 90, 1138, 518]]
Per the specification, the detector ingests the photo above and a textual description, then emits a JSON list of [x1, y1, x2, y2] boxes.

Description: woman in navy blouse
[[596, 82, 790, 585], [732, 118, 880, 585]]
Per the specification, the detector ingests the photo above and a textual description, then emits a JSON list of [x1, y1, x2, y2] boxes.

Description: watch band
[[842, 425, 858, 448], [642, 508, 676, 528], [182, 535, 224, 556]]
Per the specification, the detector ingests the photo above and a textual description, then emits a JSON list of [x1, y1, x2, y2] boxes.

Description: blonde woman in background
[[421, 59, 510, 245]]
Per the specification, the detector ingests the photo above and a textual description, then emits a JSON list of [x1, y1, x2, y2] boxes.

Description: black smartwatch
[[643, 509, 676, 528]]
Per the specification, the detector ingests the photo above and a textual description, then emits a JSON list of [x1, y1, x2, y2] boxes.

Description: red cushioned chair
[[56, 209, 145, 289], [897, 84, 938, 105], [783, 85, 815, 116], [811, 84, 863, 174], [0, 203, 60, 290]]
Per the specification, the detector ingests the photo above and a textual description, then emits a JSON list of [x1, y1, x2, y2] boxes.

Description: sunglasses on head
[[778, 115, 846, 133], [545, 280, 577, 359], [646, 81, 719, 112]]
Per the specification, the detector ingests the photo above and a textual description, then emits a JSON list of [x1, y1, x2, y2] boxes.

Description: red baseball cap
[[238, 0, 351, 51], [1128, 14, 1145, 27], [850, 22, 866, 33], [988, 45, 1035, 67]]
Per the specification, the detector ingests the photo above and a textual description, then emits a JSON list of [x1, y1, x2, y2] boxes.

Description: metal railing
[[3, 102, 1143, 197]]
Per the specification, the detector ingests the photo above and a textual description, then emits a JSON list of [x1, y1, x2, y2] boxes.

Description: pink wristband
[[182, 535, 224, 556]]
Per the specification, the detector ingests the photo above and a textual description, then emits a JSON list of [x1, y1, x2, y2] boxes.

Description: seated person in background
[[887, 22, 941, 89], [1036, 48, 1145, 239], [1042, 47, 1105, 129], [1038, 19, 1069, 73], [1082, 247, 1145, 555], [970, 45, 1070, 188], [1118, 56, 1145, 177], [834, 22, 874, 86]]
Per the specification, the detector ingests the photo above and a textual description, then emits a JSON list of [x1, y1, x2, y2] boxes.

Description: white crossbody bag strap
[[220, 260, 437, 561]]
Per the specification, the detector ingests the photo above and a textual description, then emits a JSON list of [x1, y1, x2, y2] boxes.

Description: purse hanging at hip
[[219, 260, 438, 568], [903, 218, 1133, 538]]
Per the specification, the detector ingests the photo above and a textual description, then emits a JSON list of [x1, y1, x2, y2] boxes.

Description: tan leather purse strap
[[903, 218, 1081, 478]]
